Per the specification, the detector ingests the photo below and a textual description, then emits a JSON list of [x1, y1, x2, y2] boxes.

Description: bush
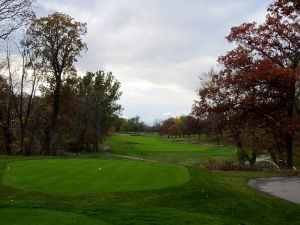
[[204, 159, 259, 171]]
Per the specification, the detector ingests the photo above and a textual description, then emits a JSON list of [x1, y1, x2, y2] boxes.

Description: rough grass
[[0, 208, 106, 225], [3, 159, 190, 194]]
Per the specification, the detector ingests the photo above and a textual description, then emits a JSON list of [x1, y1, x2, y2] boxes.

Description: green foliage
[[77, 71, 122, 118], [126, 116, 145, 133], [75, 71, 122, 147]]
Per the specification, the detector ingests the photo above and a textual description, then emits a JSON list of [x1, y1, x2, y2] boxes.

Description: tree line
[[0, 2, 122, 155]]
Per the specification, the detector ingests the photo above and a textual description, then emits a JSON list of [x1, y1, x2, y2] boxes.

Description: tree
[[0, 0, 34, 39], [193, 0, 300, 168], [226, 0, 300, 168], [0, 74, 14, 154], [5, 39, 42, 155], [76, 70, 122, 152], [159, 118, 174, 137], [27, 12, 87, 154], [0, 0, 35, 155], [127, 116, 145, 133], [120, 119, 129, 133], [111, 116, 125, 132]]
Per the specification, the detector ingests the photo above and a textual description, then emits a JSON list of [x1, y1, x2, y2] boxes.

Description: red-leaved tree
[[193, 0, 300, 168]]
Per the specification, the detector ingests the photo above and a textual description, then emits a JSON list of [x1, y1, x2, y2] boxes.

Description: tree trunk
[[4, 129, 12, 155], [94, 143, 98, 152], [50, 77, 62, 155], [285, 78, 295, 169], [76, 120, 87, 155], [4, 98, 13, 155], [233, 131, 246, 165], [285, 133, 293, 169], [250, 151, 257, 166], [44, 126, 51, 155], [26, 124, 37, 155], [20, 125, 26, 155]]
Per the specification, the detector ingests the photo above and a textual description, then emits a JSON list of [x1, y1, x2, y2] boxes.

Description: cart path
[[108, 153, 159, 163], [100, 144, 158, 163], [248, 176, 300, 204]]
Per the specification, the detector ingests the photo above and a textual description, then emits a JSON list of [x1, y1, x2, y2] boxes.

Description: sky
[[36, 0, 272, 124]]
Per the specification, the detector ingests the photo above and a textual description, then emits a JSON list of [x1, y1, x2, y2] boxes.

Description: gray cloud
[[37, 0, 271, 123]]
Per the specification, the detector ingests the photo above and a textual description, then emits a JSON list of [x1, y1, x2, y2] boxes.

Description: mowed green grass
[[0, 208, 106, 225], [3, 159, 190, 194], [106, 134, 234, 152], [106, 134, 236, 165], [0, 134, 299, 224]]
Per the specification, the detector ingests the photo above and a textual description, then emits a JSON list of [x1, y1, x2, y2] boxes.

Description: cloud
[[36, 0, 272, 123]]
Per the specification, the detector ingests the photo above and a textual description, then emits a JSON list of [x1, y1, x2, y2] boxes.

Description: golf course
[[0, 0, 299, 224], [0, 134, 299, 225]]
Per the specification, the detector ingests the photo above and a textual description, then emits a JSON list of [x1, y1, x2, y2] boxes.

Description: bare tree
[[6, 38, 41, 155], [0, 0, 35, 39]]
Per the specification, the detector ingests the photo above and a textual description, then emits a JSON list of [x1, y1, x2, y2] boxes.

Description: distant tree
[[111, 116, 125, 132], [160, 118, 174, 137], [127, 116, 145, 133], [170, 117, 182, 138], [27, 12, 87, 154], [152, 119, 162, 133], [183, 115, 199, 137], [158, 116, 200, 138], [120, 119, 129, 133]]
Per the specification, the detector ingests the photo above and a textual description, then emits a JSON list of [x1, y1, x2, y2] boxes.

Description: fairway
[[107, 134, 235, 152], [0, 208, 106, 225], [106, 134, 236, 165], [3, 159, 190, 194]]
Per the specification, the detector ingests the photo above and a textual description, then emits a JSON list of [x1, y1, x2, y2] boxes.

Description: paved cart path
[[100, 144, 158, 163], [248, 176, 300, 204]]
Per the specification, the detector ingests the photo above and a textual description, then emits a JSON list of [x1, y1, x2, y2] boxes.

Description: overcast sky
[[36, 0, 271, 124]]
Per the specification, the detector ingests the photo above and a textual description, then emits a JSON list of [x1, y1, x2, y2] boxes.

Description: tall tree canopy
[[193, 0, 300, 168], [27, 12, 87, 154]]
